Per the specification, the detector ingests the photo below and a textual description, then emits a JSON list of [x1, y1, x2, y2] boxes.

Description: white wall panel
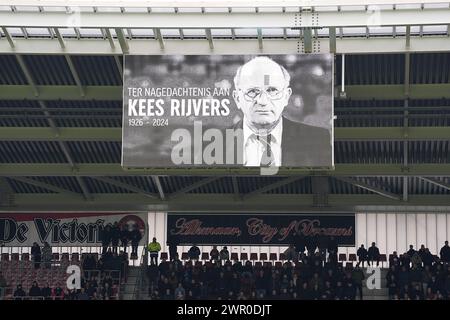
[[416, 214, 427, 249]]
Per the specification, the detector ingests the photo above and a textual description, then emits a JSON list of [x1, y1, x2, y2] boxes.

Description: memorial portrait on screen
[[122, 54, 334, 168]]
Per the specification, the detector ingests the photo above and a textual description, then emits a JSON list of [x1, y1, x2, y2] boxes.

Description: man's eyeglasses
[[240, 87, 286, 102]]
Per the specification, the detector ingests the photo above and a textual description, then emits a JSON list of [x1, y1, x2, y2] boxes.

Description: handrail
[[132, 247, 147, 300]]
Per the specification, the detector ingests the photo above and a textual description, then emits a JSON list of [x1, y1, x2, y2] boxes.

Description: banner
[[122, 54, 334, 168], [0, 213, 147, 247], [167, 213, 355, 246]]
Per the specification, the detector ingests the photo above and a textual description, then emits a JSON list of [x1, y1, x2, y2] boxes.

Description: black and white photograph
[[122, 54, 334, 168]]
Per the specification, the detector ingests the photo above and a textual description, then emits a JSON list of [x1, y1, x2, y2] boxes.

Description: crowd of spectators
[[100, 222, 143, 259], [386, 241, 450, 300], [144, 240, 450, 300]]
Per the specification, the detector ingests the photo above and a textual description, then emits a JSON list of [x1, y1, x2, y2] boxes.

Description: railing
[[132, 247, 147, 300]]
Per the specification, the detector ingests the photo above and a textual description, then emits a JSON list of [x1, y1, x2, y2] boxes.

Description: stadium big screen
[[122, 54, 334, 168]]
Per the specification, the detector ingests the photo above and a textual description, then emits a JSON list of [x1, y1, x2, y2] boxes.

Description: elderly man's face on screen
[[233, 57, 292, 130]]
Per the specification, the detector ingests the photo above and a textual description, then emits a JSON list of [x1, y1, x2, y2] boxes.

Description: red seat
[[201, 252, 209, 260], [61, 253, 69, 261], [348, 254, 357, 263], [250, 253, 258, 261], [181, 252, 189, 260], [279, 253, 286, 261], [380, 254, 387, 267], [195, 261, 203, 267], [22, 253, 30, 261], [240, 253, 248, 261], [255, 262, 263, 268], [345, 262, 353, 269], [1, 253, 9, 261], [338, 254, 347, 262], [260, 253, 268, 261], [269, 253, 278, 261], [52, 253, 60, 261], [160, 252, 168, 260], [275, 262, 282, 268], [11, 253, 19, 261], [230, 253, 239, 261]]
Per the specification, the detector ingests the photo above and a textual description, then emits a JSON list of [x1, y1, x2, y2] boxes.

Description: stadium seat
[[61, 253, 69, 261], [260, 253, 268, 261], [380, 254, 387, 267], [1, 253, 9, 261], [275, 261, 282, 268], [250, 253, 258, 262], [338, 253, 347, 263], [181, 252, 189, 260], [195, 261, 203, 267], [201, 252, 209, 260], [240, 253, 248, 261], [269, 253, 278, 261], [255, 262, 262, 268], [52, 253, 60, 261], [279, 253, 286, 261], [22, 253, 30, 261], [160, 252, 168, 260], [230, 253, 239, 261], [348, 254, 357, 264], [71, 253, 80, 262], [11, 253, 19, 261]]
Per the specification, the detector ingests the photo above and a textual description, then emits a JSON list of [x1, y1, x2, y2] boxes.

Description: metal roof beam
[[243, 176, 305, 200], [115, 28, 129, 54], [2, 10, 450, 28], [231, 176, 241, 200], [335, 177, 401, 201], [419, 177, 450, 191], [1, 127, 450, 142], [2, 37, 450, 55], [9, 176, 81, 196], [1, 164, 450, 177], [3, 194, 450, 212], [64, 55, 85, 97], [15, 55, 39, 97], [151, 176, 166, 200], [92, 176, 158, 199], [168, 176, 222, 200]]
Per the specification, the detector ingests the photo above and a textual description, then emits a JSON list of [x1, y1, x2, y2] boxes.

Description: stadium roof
[[1, 0, 450, 212]]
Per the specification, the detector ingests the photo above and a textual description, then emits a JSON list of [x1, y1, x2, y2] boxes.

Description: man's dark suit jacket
[[235, 117, 332, 167]]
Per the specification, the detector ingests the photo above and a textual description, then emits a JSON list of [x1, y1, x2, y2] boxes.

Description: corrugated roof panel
[[83, 177, 133, 194], [0, 100, 49, 127], [71, 56, 122, 85], [408, 177, 450, 195], [335, 54, 404, 85], [33, 176, 83, 194], [65, 141, 121, 163], [5, 177, 55, 193], [408, 141, 450, 163], [410, 53, 450, 84], [266, 176, 312, 194], [0, 55, 27, 84], [237, 176, 286, 194], [160, 176, 204, 194], [114, 176, 158, 194], [0, 141, 66, 163], [192, 177, 234, 193], [335, 141, 403, 163], [22, 55, 75, 85]]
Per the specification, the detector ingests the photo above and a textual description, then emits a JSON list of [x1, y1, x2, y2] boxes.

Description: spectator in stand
[[175, 283, 185, 300], [219, 246, 230, 262], [210, 246, 220, 263], [0, 271, 7, 300], [284, 244, 298, 262], [422, 248, 434, 267], [367, 242, 380, 267], [77, 288, 90, 300], [440, 241, 450, 263], [400, 253, 411, 269], [111, 222, 121, 254], [188, 244, 201, 261], [356, 244, 368, 267], [41, 283, 52, 300], [327, 237, 338, 265], [120, 224, 130, 253], [14, 284, 26, 300], [387, 273, 398, 299], [148, 237, 162, 265], [411, 252, 423, 269], [101, 225, 112, 255], [407, 245, 416, 258], [31, 242, 41, 269], [317, 235, 328, 262], [129, 224, 143, 259], [293, 232, 306, 258], [29, 281, 41, 298], [167, 237, 179, 261], [42, 242, 52, 269], [352, 265, 365, 300], [389, 251, 400, 268], [305, 236, 317, 257], [418, 245, 427, 261], [53, 286, 65, 300]]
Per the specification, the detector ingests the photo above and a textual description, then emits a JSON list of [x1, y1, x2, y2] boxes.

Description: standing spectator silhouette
[[42, 242, 52, 269], [210, 246, 219, 263], [440, 241, 450, 263], [188, 244, 201, 261], [367, 242, 380, 267], [111, 222, 121, 254], [148, 237, 162, 265], [101, 225, 112, 255], [31, 242, 41, 269], [219, 246, 230, 262], [129, 223, 143, 259], [356, 244, 368, 267], [167, 237, 179, 261], [120, 224, 130, 253]]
